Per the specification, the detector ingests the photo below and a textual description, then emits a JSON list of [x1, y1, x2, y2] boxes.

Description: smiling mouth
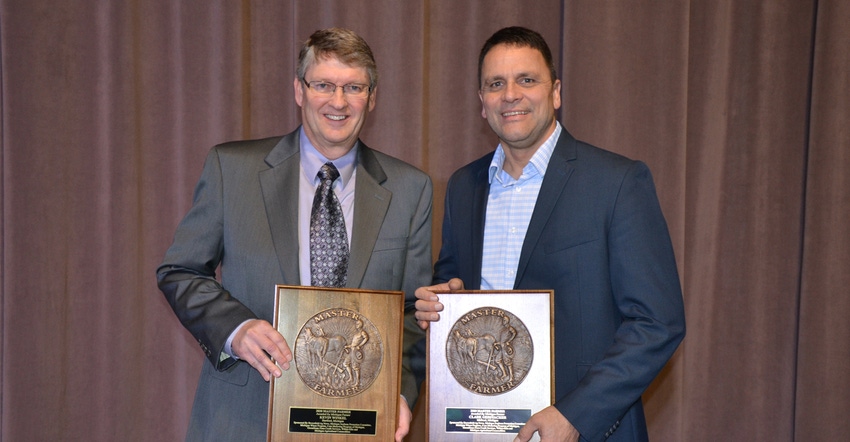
[[325, 114, 347, 121], [502, 111, 529, 117]]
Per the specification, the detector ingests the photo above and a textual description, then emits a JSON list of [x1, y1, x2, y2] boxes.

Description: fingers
[[513, 417, 537, 442], [414, 299, 443, 329], [233, 319, 293, 382], [414, 279, 465, 329], [414, 283, 446, 329], [395, 397, 412, 442], [516, 406, 579, 442], [414, 285, 440, 302], [263, 329, 292, 371], [514, 408, 543, 442], [414, 298, 444, 314], [447, 277, 465, 291]]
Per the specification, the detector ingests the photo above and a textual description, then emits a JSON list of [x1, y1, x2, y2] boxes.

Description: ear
[[367, 86, 377, 112], [479, 90, 486, 119], [294, 77, 304, 107], [552, 79, 562, 110]]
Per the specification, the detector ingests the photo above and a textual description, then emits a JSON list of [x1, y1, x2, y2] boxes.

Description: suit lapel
[[347, 143, 391, 288], [514, 131, 577, 287], [259, 132, 301, 285]]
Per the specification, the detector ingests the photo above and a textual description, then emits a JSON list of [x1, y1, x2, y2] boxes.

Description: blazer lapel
[[514, 130, 577, 287], [347, 143, 391, 288], [259, 132, 301, 285]]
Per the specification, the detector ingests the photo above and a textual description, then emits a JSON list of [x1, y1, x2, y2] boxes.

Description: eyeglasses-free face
[[294, 56, 376, 160], [479, 44, 561, 155]]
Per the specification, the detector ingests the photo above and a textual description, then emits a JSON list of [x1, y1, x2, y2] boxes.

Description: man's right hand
[[414, 278, 464, 329], [231, 319, 292, 381]]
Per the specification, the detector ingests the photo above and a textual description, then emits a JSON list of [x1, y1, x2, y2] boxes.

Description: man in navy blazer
[[415, 27, 685, 441], [158, 28, 431, 441]]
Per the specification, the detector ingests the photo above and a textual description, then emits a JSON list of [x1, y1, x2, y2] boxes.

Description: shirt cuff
[[224, 319, 254, 360]]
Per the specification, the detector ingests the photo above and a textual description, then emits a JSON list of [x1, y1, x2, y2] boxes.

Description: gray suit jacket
[[157, 128, 432, 441]]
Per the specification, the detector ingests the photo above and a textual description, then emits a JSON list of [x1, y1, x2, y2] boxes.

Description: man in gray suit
[[157, 28, 432, 441]]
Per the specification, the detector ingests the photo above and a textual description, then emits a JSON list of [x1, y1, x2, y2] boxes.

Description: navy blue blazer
[[433, 127, 685, 441]]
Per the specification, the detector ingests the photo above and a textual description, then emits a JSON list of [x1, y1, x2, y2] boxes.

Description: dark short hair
[[297, 28, 378, 89], [478, 26, 558, 87]]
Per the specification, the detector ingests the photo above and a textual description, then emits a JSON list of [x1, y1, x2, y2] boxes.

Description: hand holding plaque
[[268, 286, 404, 442]]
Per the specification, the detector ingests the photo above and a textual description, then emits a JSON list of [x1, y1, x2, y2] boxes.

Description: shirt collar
[[488, 122, 562, 183], [299, 128, 357, 187]]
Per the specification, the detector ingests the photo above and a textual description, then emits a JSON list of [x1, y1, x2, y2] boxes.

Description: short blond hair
[[297, 28, 378, 89]]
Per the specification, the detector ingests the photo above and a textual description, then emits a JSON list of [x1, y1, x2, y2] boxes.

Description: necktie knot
[[318, 162, 340, 184]]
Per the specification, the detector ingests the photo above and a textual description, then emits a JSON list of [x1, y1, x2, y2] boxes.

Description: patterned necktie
[[310, 162, 349, 287]]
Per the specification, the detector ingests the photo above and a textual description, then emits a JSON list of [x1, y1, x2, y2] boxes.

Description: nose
[[502, 80, 522, 102], [328, 87, 348, 108]]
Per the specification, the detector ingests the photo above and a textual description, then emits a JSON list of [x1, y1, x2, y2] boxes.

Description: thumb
[[513, 421, 537, 442]]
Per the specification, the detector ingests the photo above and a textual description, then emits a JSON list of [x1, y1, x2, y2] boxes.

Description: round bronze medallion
[[446, 306, 533, 395], [294, 308, 382, 398]]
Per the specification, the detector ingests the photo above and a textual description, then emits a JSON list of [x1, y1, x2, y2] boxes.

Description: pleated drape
[[1, 1, 847, 441]]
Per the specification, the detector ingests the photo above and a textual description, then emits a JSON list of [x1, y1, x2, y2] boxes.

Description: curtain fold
[[795, 0, 850, 439], [681, 1, 815, 440], [1, 1, 846, 440]]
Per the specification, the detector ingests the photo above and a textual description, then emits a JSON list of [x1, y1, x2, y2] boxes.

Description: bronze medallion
[[446, 306, 533, 395], [294, 308, 383, 398]]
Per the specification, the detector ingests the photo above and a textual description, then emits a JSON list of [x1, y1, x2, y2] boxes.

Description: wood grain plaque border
[[267, 285, 404, 442]]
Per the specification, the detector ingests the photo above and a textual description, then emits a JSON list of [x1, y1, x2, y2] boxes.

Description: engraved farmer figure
[[494, 315, 517, 382], [342, 319, 369, 386]]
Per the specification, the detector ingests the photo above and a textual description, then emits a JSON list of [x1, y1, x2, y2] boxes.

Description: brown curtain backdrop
[[1, 1, 847, 441]]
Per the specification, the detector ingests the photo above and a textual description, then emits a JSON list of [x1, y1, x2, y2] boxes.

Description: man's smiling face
[[294, 56, 376, 159], [479, 44, 561, 154]]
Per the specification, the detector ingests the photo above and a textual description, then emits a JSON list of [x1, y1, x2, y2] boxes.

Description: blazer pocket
[[543, 230, 600, 254], [207, 360, 250, 386], [373, 236, 407, 251]]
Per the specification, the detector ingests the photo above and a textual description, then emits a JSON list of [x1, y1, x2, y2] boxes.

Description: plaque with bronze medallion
[[268, 286, 403, 442], [428, 291, 553, 441], [294, 307, 382, 398]]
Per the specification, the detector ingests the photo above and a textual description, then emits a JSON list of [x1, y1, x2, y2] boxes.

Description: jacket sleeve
[[399, 171, 433, 407], [156, 147, 257, 370], [556, 161, 686, 441]]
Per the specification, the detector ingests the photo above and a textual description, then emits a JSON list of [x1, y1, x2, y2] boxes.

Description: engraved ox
[[303, 327, 346, 368], [453, 329, 496, 366]]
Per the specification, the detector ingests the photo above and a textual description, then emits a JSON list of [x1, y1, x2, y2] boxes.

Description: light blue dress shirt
[[480, 123, 561, 290]]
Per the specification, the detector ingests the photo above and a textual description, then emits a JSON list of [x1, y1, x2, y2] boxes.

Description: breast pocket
[[538, 229, 600, 290], [542, 229, 600, 255]]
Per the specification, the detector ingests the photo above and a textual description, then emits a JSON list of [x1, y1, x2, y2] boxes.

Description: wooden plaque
[[427, 290, 554, 441], [268, 285, 404, 442]]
